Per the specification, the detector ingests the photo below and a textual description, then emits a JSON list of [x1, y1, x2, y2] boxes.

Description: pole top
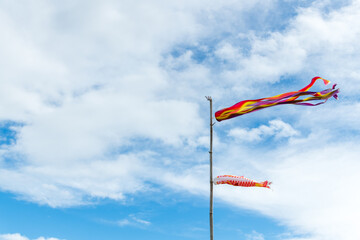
[[205, 96, 212, 101]]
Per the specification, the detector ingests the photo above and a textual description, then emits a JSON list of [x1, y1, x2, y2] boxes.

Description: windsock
[[214, 175, 271, 189]]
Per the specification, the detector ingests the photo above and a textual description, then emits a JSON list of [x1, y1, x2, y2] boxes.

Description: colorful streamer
[[214, 175, 271, 189], [215, 77, 339, 121]]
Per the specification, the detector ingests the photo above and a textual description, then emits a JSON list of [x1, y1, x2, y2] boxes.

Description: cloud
[[117, 215, 151, 227], [35, 238, 61, 240], [0, 234, 28, 240], [228, 119, 299, 142], [245, 231, 265, 240], [217, 0, 360, 94], [1, 0, 360, 240], [0, 152, 162, 206], [214, 127, 360, 240], [0, 0, 212, 207], [0, 0, 279, 207], [0, 233, 61, 240]]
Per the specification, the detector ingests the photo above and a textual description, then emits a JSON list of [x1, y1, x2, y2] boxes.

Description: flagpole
[[206, 96, 214, 240]]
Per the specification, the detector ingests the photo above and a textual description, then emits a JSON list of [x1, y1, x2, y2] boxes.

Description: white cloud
[[215, 42, 243, 62], [0, 152, 158, 206], [245, 231, 265, 240], [0, 0, 277, 207], [0, 234, 28, 240], [117, 219, 131, 227], [35, 238, 61, 240], [1, 0, 360, 240], [228, 119, 299, 142], [0, 0, 212, 207], [117, 215, 151, 227], [213, 132, 360, 240], [0, 233, 61, 240], [211, 0, 360, 100]]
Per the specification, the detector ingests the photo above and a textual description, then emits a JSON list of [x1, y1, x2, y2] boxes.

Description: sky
[[0, 0, 360, 240]]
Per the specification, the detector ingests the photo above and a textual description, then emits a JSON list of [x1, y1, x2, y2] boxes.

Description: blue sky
[[1, 1, 360, 240]]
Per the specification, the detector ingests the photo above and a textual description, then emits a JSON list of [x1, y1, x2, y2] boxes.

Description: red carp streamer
[[214, 175, 271, 189], [215, 77, 339, 121]]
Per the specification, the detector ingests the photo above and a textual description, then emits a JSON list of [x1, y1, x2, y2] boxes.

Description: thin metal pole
[[206, 96, 214, 240]]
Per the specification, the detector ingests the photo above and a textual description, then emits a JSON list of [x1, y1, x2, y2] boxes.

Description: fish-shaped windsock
[[214, 175, 271, 189]]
